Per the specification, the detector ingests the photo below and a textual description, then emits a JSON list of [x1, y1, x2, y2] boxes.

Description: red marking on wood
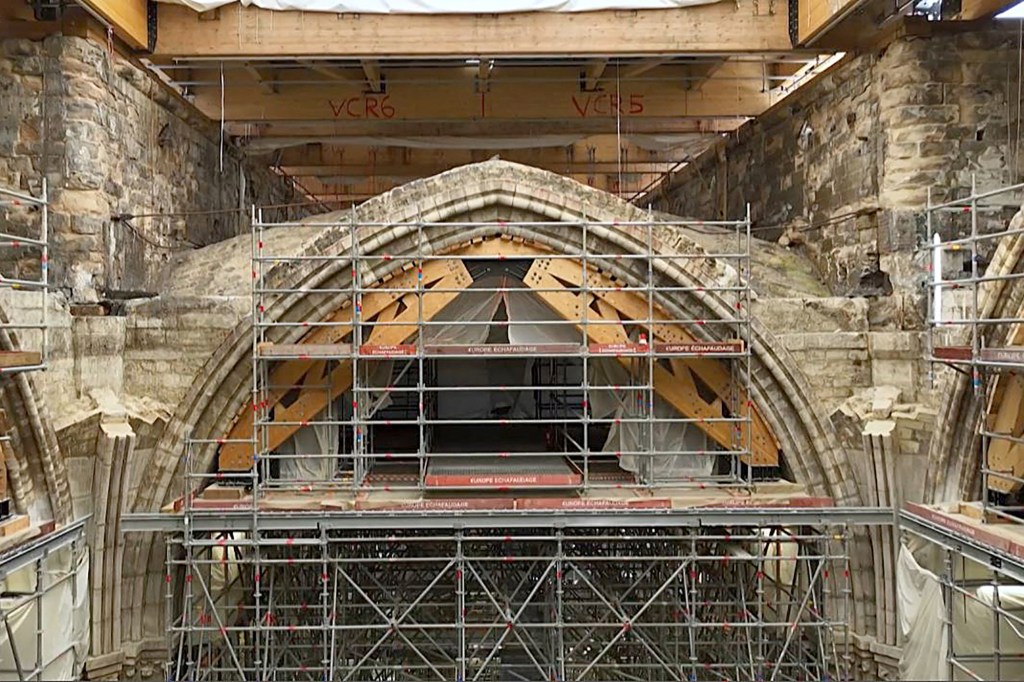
[[570, 93, 645, 117], [328, 95, 396, 119]]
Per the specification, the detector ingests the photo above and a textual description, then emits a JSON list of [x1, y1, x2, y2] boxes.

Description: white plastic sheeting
[[897, 545, 1024, 681], [160, 0, 716, 13], [275, 281, 712, 479], [0, 546, 89, 681], [590, 359, 713, 479]]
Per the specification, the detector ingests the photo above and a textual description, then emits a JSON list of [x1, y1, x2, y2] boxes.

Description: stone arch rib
[[120, 160, 865, 655]]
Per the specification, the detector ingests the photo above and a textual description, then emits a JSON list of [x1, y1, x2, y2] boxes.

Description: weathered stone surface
[[0, 36, 308, 301]]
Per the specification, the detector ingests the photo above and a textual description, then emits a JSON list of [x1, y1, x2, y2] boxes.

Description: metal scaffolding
[[918, 178, 1024, 681], [148, 210, 880, 681], [0, 517, 88, 682], [926, 178, 1024, 521], [161, 520, 857, 682], [222, 212, 761, 495], [0, 181, 49, 374]]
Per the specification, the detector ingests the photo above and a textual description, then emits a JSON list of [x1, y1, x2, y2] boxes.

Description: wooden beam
[[154, 3, 793, 58], [299, 60, 358, 83], [361, 59, 382, 92], [525, 257, 778, 466], [193, 65, 771, 124], [79, 0, 148, 50], [244, 63, 277, 95], [582, 59, 608, 91], [229, 116, 749, 140], [958, 0, 1017, 19], [263, 137, 691, 174], [614, 58, 675, 81], [684, 58, 728, 92], [219, 258, 472, 470]]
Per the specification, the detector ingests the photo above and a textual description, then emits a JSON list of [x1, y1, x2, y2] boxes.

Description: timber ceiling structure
[[2, 0, 1019, 205]]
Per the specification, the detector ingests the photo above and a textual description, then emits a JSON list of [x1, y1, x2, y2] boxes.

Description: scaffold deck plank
[[902, 502, 1024, 582], [933, 345, 1024, 366], [0, 350, 41, 369], [258, 342, 353, 359]]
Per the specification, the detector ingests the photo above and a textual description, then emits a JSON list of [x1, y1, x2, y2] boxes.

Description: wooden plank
[[79, 0, 148, 50], [958, 0, 1017, 19], [987, 373, 1024, 494], [0, 350, 41, 369], [257, 343, 352, 359], [0, 514, 29, 537], [154, 3, 793, 58]]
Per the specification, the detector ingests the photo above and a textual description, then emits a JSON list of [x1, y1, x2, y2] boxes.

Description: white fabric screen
[[274, 279, 713, 478], [897, 545, 1024, 681], [160, 0, 718, 13], [0, 547, 89, 682]]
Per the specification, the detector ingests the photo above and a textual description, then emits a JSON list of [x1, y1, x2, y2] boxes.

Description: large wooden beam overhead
[[154, 2, 793, 59], [265, 137, 705, 176], [228, 116, 749, 141], [78, 0, 149, 50], [192, 63, 773, 126]]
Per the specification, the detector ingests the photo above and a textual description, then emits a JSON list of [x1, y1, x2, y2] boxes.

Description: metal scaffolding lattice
[[0, 181, 49, 374], [919, 178, 1024, 681], [150, 209, 877, 681], [0, 517, 88, 681], [164, 524, 855, 682], [926, 178, 1024, 522], [218, 212, 764, 494]]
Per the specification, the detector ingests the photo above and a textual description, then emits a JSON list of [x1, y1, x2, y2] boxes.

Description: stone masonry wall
[[0, 35, 307, 301], [653, 22, 1022, 298]]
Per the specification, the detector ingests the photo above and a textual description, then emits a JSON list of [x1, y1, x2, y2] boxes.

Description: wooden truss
[[986, 326, 1024, 494], [219, 236, 780, 471]]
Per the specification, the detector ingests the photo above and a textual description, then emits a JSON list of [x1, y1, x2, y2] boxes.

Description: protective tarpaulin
[[589, 358, 713, 479], [0, 546, 89, 682], [897, 545, 1024, 681], [274, 280, 711, 479], [160, 0, 717, 13]]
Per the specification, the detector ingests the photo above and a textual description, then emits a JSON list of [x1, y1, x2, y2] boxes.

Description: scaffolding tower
[[0, 181, 49, 375], [907, 178, 1024, 680], [138, 210, 887, 681]]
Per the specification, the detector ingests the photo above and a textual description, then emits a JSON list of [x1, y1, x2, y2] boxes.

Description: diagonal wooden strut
[[524, 257, 778, 466], [218, 235, 779, 471], [218, 258, 471, 470]]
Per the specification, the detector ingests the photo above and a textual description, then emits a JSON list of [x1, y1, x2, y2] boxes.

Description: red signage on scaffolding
[[425, 343, 581, 356], [588, 343, 648, 355], [425, 472, 583, 488], [516, 497, 672, 510], [654, 341, 745, 355], [932, 346, 972, 362], [981, 347, 1024, 364], [359, 344, 417, 357]]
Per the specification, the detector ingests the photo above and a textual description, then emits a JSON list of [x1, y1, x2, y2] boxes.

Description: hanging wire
[[219, 61, 226, 173], [615, 61, 623, 195]]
